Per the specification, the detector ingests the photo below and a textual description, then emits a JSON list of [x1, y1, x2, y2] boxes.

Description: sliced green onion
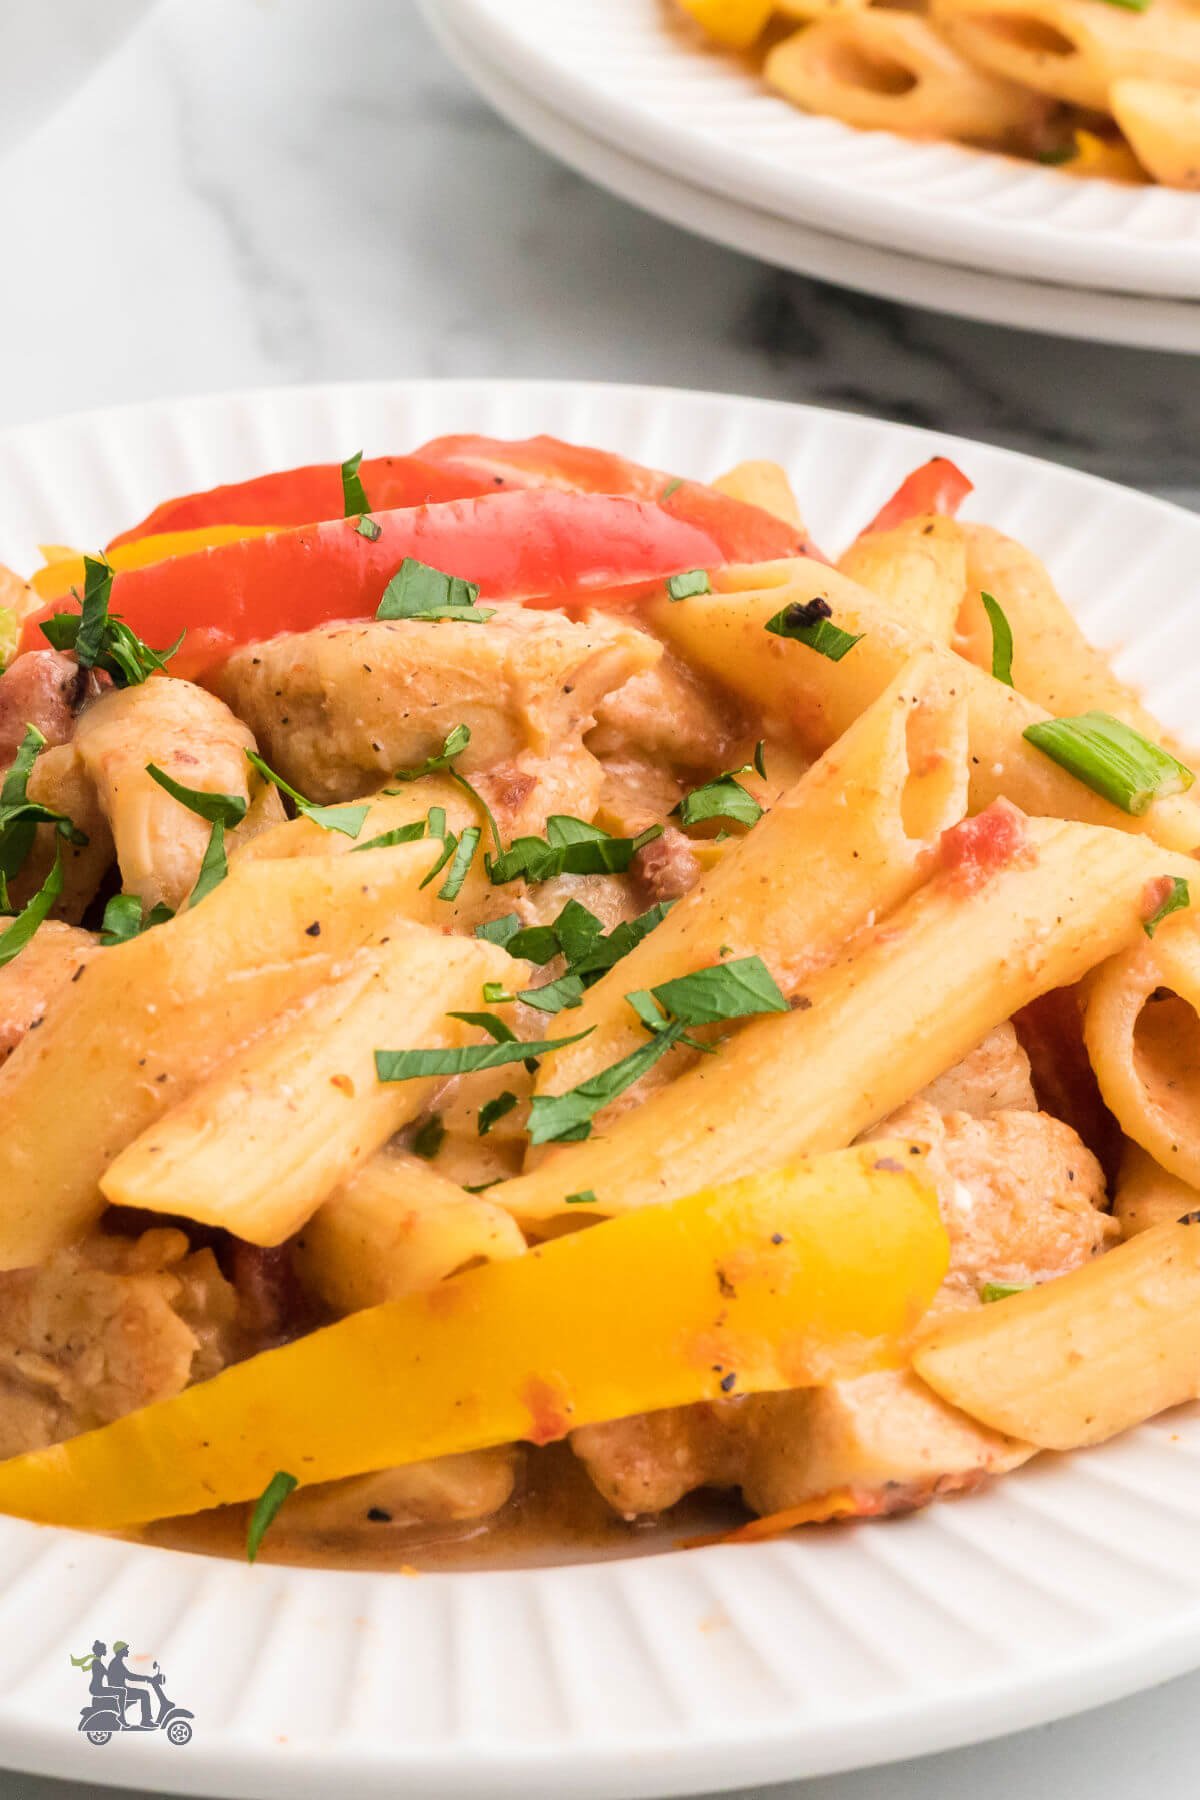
[[765, 597, 861, 662], [980, 591, 1014, 687], [341, 451, 370, 517], [1023, 711, 1195, 817], [246, 1470, 297, 1562], [666, 569, 710, 602]]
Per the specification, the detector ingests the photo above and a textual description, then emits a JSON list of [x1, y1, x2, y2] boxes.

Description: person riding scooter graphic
[[71, 1639, 194, 1746]]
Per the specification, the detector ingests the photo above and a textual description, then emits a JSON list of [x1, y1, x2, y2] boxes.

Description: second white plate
[[435, 0, 1200, 305]]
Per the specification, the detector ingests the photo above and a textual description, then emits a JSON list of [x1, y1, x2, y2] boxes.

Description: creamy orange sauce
[[137, 1445, 747, 1572]]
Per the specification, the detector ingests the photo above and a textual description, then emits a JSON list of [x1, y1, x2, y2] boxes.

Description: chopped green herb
[[189, 820, 230, 908], [412, 1114, 446, 1160], [765, 596, 862, 663], [527, 1023, 685, 1146], [660, 478, 683, 500], [1094, 0, 1149, 11], [100, 893, 174, 945], [388, 725, 502, 854], [504, 922, 563, 964], [564, 1190, 598, 1206], [518, 972, 585, 1014], [1038, 143, 1079, 166], [649, 956, 787, 1025], [474, 913, 522, 949], [1023, 712, 1195, 817], [678, 764, 763, 830], [488, 818, 662, 886], [377, 558, 495, 624], [438, 825, 481, 901], [353, 821, 428, 853], [980, 1282, 1028, 1304], [375, 1026, 592, 1084], [0, 723, 87, 884], [666, 569, 710, 602], [147, 764, 249, 828], [752, 740, 768, 780], [0, 849, 63, 967], [245, 750, 367, 839], [356, 515, 382, 542], [482, 981, 514, 1004], [478, 1091, 519, 1136], [40, 556, 184, 685], [341, 450, 370, 517], [246, 1470, 298, 1563], [1144, 876, 1190, 938], [980, 591, 1014, 687]]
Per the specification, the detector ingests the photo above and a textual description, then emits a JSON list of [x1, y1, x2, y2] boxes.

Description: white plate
[[436, 0, 1200, 301], [427, 2, 1200, 356], [3, 379, 1200, 1799]]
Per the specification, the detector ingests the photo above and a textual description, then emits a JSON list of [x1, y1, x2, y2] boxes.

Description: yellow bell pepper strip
[[675, 0, 775, 48], [0, 1143, 946, 1530], [31, 526, 275, 601]]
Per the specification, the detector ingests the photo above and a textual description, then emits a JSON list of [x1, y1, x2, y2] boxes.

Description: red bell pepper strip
[[22, 489, 728, 681], [416, 433, 817, 564], [860, 457, 974, 538], [106, 456, 537, 550]]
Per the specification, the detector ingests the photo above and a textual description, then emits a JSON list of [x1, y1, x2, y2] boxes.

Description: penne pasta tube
[[957, 524, 1183, 749], [839, 515, 966, 645], [648, 560, 1200, 853], [1084, 915, 1200, 1190], [1111, 79, 1200, 191], [294, 1151, 527, 1314], [766, 13, 1041, 145], [99, 925, 516, 1246], [495, 812, 1171, 1223], [536, 650, 969, 1101], [914, 1219, 1200, 1450], [0, 1146, 947, 1529], [1113, 1141, 1200, 1241], [930, 0, 1200, 113], [0, 842, 449, 1270], [712, 460, 806, 532]]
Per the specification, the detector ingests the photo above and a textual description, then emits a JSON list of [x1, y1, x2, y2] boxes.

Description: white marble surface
[[2, 1, 1200, 1796]]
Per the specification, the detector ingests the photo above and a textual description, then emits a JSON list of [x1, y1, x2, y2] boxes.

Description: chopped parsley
[[765, 596, 862, 663], [411, 1113, 446, 1160], [100, 893, 174, 945], [980, 1282, 1028, 1304], [40, 555, 184, 685], [189, 821, 232, 909], [376, 557, 495, 624], [0, 849, 63, 967], [564, 1189, 598, 1206], [980, 591, 1014, 687], [437, 825, 481, 901], [375, 1025, 592, 1084], [474, 913, 522, 948], [678, 756, 763, 829], [147, 765, 249, 828], [1144, 876, 1190, 939], [1023, 712, 1194, 817], [478, 1091, 519, 1136], [341, 450, 370, 518], [244, 750, 368, 839], [660, 478, 684, 500], [488, 817, 662, 886], [0, 723, 87, 886], [246, 1470, 298, 1563], [356, 515, 382, 542], [387, 724, 502, 854]]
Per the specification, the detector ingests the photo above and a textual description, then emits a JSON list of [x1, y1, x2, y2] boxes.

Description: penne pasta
[[1112, 1140, 1200, 1240], [494, 814, 1169, 1223], [712, 459, 806, 532], [840, 514, 967, 645], [1110, 78, 1200, 190]]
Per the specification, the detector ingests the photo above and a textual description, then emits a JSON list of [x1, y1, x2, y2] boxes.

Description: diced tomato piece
[[106, 455, 534, 550], [938, 799, 1032, 894], [860, 457, 974, 538], [21, 489, 727, 681]]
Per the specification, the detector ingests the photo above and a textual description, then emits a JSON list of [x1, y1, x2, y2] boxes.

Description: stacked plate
[[426, 0, 1200, 352]]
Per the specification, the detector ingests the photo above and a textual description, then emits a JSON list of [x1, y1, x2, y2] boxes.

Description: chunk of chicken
[[266, 1448, 521, 1537], [0, 920, 94, 1067], [74, 678, 256, 911], [12, 743, 116, 923], [0, 1228, 238, 1459], [913, 1022, 1036, 1118], [575, 1103, 1110, 1520], [209, 604, 661, 804], [588, 647, 739, 773]]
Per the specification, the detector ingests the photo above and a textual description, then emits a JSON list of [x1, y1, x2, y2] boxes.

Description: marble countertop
[[1, 2, 1199, 1797]]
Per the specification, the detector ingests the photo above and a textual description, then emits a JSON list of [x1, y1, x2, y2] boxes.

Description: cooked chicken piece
[[11, 742, 116, 923], [576, 1103, 1111, 1520], [633, 824, 702, 903], [593, 755, 686, 837], [209, 604, 661, 804], [0, 649, 107, 765], [268, 1448, 521, 1536], [74, 678, 256, 911], [0, 1227, 237, 1459], [903, 1023, 1036, 1120], [588, 647, 739, 773], [867, 1100, 1114, 1309], [473, 741, 609, 842], [0, 920, 94, 1067]]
